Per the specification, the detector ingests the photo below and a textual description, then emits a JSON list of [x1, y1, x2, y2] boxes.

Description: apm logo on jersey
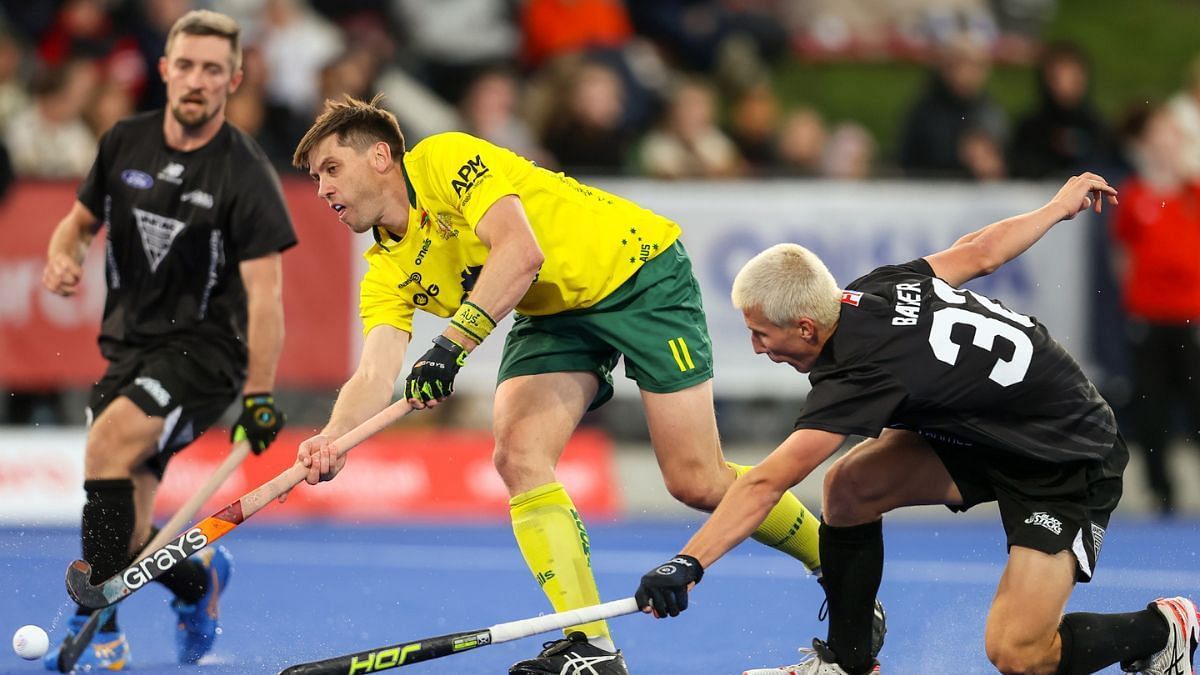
[[451, 155, 490, 203]]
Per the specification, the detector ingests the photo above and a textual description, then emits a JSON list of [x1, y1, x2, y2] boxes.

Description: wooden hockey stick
[[57, 439, 253, 671], [65, 399, 412, 610]]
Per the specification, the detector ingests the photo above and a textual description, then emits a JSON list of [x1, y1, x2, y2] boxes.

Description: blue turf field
[[2, 518, 1197, 674]]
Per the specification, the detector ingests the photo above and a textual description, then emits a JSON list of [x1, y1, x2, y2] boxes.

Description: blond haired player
[[290, 94, 863, 674]]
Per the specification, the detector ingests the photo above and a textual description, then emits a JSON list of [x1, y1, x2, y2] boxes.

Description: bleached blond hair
[[731, 243, 841, 328]]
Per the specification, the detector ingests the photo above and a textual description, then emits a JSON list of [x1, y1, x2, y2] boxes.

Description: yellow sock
[[510, 482, 612, 642], [728, 462, 822, 573]]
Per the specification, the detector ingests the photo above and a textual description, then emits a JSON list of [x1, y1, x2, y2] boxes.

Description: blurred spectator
[[640, 78, 744, 179], [1009, 41, 1112, 179], [256, 0, 344, 150], [5, 60, 98, 178], [627, 0, 786, 90], [957, 126, 1007, 180], [776, 106, 827, 177], [822, 121, 876, 180], [458, 66, 547, 165], [540, 58, 632, 175], [37, 0, 146, 99], [1168, 53, 1200, 179], [84, 79, 134, 137], [390, 0, 519, 105], [128, 0, 190, 110], [727, 82, 781, 172], [898, 36, 1007, 179], [0, 30, 30, 130], [520, 0, 632, 70], [317, 48, 376, 106], [1111, 101, 1200, 517]]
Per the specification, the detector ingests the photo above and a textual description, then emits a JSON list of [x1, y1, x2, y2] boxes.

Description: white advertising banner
[[396, 180, 1092, 399], [0, 429, 85, 524]]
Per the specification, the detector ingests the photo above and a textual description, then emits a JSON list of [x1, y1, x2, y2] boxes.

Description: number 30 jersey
[[795, 258, 1122, 472]]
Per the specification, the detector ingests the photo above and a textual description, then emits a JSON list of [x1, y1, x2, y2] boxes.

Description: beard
[[170, 96, 221, 130]]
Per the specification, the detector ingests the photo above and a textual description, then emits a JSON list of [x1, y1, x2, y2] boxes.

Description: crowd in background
[[0, 0, 1196, 184], [2, 0, 1199, 514]]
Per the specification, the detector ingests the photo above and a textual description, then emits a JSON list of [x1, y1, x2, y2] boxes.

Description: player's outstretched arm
[[42, 200, 98, 296], [636, 429, 846, 618], [926, 172, 1118, 287], [298, 325, 409, 485]]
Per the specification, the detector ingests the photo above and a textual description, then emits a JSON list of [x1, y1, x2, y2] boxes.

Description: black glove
[[635, 554, 703, 617], [231, 392, 285, 454], [406, 335, 467, 405]]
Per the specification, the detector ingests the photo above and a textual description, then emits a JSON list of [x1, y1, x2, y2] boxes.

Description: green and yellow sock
[[510, 482, 613, 646], [728, 462, 822, 574]]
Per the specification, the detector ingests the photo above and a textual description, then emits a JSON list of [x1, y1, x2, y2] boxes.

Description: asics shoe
[[171, 544, 233, 664], [1122, 596, 1199, 675], [509, 631, 629, 674], [744, 639, 880, 675], [42, 614, 131, 672]]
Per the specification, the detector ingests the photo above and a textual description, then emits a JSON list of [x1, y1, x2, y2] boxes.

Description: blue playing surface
[[2, 518, 1197, 674]]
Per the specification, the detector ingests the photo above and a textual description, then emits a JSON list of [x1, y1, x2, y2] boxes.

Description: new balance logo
[[133, 208, 186, 272], [181, 189, 213, 208], [157, 162, 184, 183], [1024, 511, 1063, 535]]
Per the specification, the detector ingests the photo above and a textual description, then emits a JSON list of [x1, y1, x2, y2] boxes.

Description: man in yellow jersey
[[290, 94, 856, 674]]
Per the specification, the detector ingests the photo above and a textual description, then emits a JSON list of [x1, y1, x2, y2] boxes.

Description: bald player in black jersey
[[39, 10, 296, 670], [634, 173, 1199, 675]]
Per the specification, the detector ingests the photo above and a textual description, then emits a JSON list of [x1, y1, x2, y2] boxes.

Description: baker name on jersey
[[892, 282, 922, 326]]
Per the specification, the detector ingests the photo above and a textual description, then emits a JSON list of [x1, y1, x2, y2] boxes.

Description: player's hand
[[42, 253, 83, 296], [232, 393, 286, 454], [1049, 172, 1118, 220], [636, 554, 703, 618], [295, 433, 346, 487], [405, 335, 466, 409]]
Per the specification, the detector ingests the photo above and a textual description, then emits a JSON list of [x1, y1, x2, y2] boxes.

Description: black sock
[[146, 526, 209, 605], [820, 519, 884, 674], [79, 479, 135, 631], [1056, 608, 1169, 674]]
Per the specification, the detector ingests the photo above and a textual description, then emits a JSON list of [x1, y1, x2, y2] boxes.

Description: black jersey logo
[[133, 208, 186, 273]]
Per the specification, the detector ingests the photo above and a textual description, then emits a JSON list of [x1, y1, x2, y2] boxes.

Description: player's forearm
[[243, 294, 284, 393], [322, 370, 396, 439], [445, 238, 543, 351], [956, 203, 1068, 277], [679, 475, 784, 568], [47, 213, 94, 264]]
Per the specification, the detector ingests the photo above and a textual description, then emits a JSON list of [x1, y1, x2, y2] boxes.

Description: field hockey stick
[[278, 597, 641, 675], [57, 439, 253, 672], [65, 399, 413, 610]]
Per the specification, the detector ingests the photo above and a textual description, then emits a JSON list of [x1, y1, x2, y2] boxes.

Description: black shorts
[[88, 343, 240, 479], [928, 435, 1126, 582]]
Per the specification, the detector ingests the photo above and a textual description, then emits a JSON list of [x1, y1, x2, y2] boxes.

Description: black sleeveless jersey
[[77, 110, 296, 377], [795, 259, 1124, 478]]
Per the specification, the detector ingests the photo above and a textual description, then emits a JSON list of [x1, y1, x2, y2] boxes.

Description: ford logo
[[121, 169, 154, 189]]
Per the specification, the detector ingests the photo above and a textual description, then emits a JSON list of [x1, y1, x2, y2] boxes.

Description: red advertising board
[[154, 427, 620, 521], [0, 179, 355, 388]]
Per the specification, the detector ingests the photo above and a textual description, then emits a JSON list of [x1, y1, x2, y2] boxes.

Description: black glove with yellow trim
[[231, 392, 285, 454], [405, 335, 467, 406]]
